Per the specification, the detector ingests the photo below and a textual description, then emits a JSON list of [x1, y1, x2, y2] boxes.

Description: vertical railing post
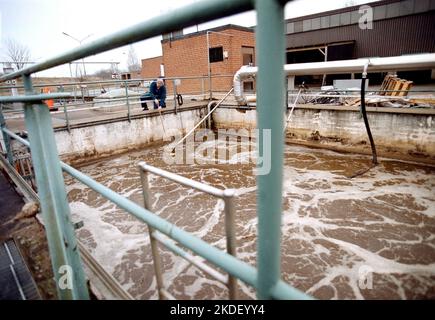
[[173, 79, 178, 115], [59, 85, 71, 132], [139, 168, 165, 300], [124, 81, 131, 123], [0, 106, 14, 165], [254, 0, 286, 299], [21, 75, 89, 300], [207, 32, 212, 100], [223, 189, 238, 300]]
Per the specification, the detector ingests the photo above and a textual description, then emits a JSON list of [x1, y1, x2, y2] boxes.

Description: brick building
[[141, 25, 255, 95]]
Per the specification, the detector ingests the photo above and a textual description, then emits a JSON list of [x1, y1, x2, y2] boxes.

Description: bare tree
[[93, 68, 114, 79], [3, 38, 31, 71], [126, 45, 141, 72]]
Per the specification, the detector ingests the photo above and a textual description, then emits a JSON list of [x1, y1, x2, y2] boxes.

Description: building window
[[209, 47, 224, 63], [287, 22, 295, 34], [373, 5, 387, 20], [294, 21, 303, 33], [340, 12, 351, 25], [386, 2, 401, 18], [351, 10, 360, 24], [303, 19, 312, 32], [330, 14, 340, 27], [311, 18, 321, 30], [321, 16, 330, 28]]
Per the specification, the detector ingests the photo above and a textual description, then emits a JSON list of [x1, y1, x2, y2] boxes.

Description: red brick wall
[[141, 56, 163, 79], [141, 27, 255, 95]]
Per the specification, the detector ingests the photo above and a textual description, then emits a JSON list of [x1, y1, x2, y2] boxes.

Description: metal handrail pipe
[[2, 128, 30, 147], [0, 75, 235, 90], [151, 230, 228, 284], [172, 87, 234, 150], [139, 162, 226, 198], [0, 93, 73, 103]]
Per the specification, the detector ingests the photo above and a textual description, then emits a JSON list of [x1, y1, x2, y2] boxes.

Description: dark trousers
[[140, 93, 166, 109]]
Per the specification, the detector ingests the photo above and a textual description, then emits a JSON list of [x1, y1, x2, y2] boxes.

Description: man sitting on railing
[[140, 78, 166, 111]]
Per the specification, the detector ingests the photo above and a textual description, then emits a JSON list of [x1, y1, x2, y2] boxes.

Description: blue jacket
[[149, 81, 166, 105]]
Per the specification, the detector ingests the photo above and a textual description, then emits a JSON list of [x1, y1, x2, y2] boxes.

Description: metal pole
[[206, 31, 212, 100], [21, 75, 89, 300], [0, 107, 14, 164], [82, 58, 87, 78], [69, 63, 77, 103], [139, 169, 165, 300], [207, 102, 212, 129], [171, 88, 233, 151], [58, 85, 71, 132], [322, 46, 328, 86], [173, 79, 178, 115], [255, 0, 285, 300], [223, 189, 238, 300], [63, 103, 70, 132], [124, 81, 131, 122]]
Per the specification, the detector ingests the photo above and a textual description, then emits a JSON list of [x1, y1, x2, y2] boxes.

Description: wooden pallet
[[379, 75, 413, 96]]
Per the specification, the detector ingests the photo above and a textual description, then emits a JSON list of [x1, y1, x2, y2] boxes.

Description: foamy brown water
[[65, 140, 435, 300]]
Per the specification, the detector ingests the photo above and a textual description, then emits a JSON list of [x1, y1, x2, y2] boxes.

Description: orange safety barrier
[[41, 87, 54, 108]]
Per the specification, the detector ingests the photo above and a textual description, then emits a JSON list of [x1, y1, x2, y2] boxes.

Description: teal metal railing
[[0, 74, 233, 131], [0, 0, 312, 300]]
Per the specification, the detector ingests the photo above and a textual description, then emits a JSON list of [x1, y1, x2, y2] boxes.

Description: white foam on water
[[69, 201, 148, 275], [65, 139, 435, 299]]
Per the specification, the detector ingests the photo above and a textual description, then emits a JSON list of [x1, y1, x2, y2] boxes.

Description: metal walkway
[[0, 239, 41, 300]]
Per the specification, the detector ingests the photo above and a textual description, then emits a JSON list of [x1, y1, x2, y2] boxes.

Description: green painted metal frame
[[0, 0, 313, 300], [20, 76, 89, 299], [255, 0, 286, 300], [0, 107, 14, 164]]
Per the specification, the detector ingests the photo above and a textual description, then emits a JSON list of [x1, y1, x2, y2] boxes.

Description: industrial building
[[285, 0, 435, 86], [141, 0, 435, 92]]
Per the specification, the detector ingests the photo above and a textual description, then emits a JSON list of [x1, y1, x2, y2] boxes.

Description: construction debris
[[303, 74, 434, 109], [378, 74, 413, 96]]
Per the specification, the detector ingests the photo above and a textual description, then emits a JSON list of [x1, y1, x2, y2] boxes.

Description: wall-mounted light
[[223, 51, 229, 59]]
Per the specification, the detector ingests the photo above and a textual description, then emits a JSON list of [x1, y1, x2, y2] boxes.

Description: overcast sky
[[0, 0, 380, 77]]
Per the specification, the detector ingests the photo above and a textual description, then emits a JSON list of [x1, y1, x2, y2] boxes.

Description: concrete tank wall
[[213, 106, 435, 164], [55, 109, 204, 164]]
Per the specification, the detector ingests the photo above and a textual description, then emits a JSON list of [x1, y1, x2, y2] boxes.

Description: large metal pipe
[[233, 53, 435, 105], [233, 65, 257, 105]]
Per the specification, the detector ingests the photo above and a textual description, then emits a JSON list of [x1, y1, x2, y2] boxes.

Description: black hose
[[361, 74, 378, 165], [177, 94, 183, 106]]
